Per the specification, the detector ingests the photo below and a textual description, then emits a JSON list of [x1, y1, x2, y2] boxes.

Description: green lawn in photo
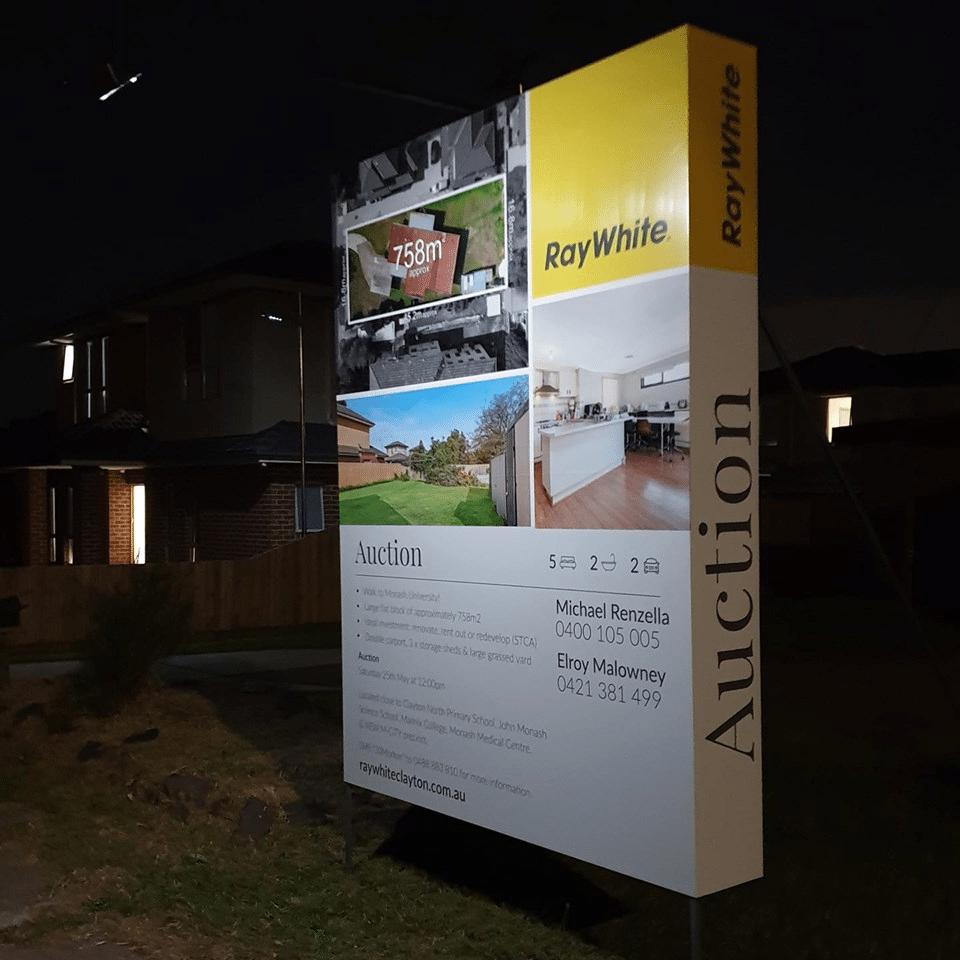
[[340, 479, 504, 526]]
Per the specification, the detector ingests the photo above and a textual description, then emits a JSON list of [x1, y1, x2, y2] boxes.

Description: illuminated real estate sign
[[334, 25, 759, 897]]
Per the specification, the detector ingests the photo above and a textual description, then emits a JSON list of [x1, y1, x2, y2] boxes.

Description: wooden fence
[[0, 529, 341, 652]]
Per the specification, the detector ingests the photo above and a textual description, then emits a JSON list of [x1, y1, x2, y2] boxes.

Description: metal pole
[[298, 291, 306, 538], [343, 783, 354, 869], [689, 896, 702, 960]]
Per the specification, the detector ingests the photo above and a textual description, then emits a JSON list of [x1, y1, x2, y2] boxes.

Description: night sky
[[1, 3, 957, 397]]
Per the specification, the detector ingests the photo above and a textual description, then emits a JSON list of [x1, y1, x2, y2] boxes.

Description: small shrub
[[72, 568, 191, 716]]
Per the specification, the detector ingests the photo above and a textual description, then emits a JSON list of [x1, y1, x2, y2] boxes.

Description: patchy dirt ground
[[3, 636, 960, 960], [0, 671, 407, 960]]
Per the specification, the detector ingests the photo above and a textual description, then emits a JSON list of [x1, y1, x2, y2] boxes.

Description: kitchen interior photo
[[532, 274, 690, 530]]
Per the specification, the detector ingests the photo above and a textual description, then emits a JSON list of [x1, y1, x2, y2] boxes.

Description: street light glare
[[99, 72, 143, 102]]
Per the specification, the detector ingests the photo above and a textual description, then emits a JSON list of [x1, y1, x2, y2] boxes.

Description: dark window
[[181, 305, 220, 401], [48, 478, 74, 564], [82, 336, 108, 420]]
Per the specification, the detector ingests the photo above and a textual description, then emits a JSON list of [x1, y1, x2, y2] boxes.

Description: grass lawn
[[0, 675, 610, 960], [340, 479, 504, 526], [1, 595, 959, 959]]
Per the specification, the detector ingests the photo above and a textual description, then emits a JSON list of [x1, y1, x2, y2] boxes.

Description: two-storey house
[[0, 244, 338, 567]]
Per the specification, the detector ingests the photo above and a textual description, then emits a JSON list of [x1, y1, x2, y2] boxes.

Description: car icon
[[643, 557, 660, 574], [559, 555, 577, 570]]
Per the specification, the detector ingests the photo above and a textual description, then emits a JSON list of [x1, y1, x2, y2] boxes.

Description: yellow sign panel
[[529, 26, 757, 298], [529, 27, 690, 298], [688, 28, 758, 274]]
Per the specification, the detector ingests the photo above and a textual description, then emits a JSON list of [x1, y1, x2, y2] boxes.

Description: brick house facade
[[144, 462, 338, 562], [0, 244, 337, 568]]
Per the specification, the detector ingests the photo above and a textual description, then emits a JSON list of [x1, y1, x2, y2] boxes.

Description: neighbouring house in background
[[336, 403, 382, 465], [384, 440, 409, 465], [0, 242, 338, 567], [336, 403, 407, 489], [759, 345, 960, 607]]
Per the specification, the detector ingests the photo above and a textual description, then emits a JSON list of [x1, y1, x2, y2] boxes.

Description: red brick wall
[[25, 471, 48, 566], [145, 463, 339, 562], [74, 468, 107, 565], [107, 471, 133, 564], [322, 478, 339, 530]]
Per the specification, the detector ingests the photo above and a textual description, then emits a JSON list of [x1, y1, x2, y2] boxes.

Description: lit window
[[61, 344, 74, 382], [827, 396, 852, 442], [131, 484, 146, 564]]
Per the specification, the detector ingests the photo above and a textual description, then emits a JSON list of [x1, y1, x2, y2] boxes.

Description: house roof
[[437, 343, 496, 380], [760, 346, 960, 395], [150, 420, 337, 467], [337, 401, 375, 428], [0, 409, 155, 468], [369, 340, 496, 389], [449, 114, 497, 182], [30, 241, 331, 345], [370, 341, 443, 388], [0, 416, 337, 470], [59, 409, 153, 464], [834, 414, 960, 447]]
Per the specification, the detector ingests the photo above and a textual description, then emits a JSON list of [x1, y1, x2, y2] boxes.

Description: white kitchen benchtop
[[540, 418, 623, 438]]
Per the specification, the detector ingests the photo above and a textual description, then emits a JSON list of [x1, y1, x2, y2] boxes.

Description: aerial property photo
[[346, 178, 505, 323], [335, 97, 528, 395]]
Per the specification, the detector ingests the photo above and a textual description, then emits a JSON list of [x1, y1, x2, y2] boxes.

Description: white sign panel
[[334, 26, 760, 897]]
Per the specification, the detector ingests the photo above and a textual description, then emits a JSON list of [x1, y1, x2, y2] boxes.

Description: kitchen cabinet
[[540, 419, 625, 504], [558, 367, 578, 396], [577, 367, 602, 405]]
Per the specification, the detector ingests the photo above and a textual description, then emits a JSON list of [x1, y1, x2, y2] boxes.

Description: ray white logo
[[700, 390, 756, 760], [720, 63, 747, 247], [544, 217, 669, 270]]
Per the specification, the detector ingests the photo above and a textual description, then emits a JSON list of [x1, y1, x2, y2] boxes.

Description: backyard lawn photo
[[340, 477, 504, 526], [337, 373, 530, 527]]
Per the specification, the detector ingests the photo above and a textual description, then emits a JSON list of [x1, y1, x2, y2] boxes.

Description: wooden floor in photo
[[534, 447, 690, 530]]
